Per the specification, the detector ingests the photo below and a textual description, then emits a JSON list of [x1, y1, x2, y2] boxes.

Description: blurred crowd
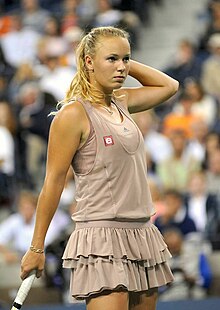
[[1, 0, 220, 304]]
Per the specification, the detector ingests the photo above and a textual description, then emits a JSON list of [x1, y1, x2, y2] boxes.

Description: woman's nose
[[117, 60, 126, 72]]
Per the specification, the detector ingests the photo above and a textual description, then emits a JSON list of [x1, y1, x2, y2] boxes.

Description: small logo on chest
[[103, 135, 114, 146], [123, 127, 129, 132]]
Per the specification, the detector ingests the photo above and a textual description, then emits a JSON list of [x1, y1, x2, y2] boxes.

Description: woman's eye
[[123, 57, 130, 63], [107, 57, 117, 62], [107, 56, 130, 63]]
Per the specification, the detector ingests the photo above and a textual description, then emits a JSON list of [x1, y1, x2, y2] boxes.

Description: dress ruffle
[[62, 221, 173, 299]]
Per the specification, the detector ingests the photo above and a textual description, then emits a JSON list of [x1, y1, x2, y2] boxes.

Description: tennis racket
[[11, 271, 36, 310]]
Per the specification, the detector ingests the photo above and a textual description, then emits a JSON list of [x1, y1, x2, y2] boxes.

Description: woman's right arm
[[20, 102, 88, 279]]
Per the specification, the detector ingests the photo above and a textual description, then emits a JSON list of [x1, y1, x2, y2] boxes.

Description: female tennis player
[[20, 26, 179, 310]]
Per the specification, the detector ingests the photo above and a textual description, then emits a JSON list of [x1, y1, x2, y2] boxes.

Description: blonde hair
[[60, 26, 129, 108]]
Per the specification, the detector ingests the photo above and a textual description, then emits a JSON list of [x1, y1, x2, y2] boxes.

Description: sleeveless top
[[71, 99, 155, 222]]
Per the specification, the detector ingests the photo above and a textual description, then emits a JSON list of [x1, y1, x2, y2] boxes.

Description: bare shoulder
[[54, 101, 86, 124], [51, 101, 88, 135]]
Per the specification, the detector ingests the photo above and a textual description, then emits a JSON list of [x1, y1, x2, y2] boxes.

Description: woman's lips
[[113, 76, 125, 80]]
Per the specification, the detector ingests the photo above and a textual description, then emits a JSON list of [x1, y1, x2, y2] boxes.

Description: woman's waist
[[71, 202, 155, 223], [74, 219, 151, 229]]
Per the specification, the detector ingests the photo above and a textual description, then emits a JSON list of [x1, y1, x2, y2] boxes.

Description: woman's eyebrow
[[107, 53, 131, 57]]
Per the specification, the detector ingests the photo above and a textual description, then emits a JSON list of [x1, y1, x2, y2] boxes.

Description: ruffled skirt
[[62, 220, 174, 300]]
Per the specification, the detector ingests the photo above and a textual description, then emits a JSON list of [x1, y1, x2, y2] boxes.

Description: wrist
[[30, 245, 44, 254]]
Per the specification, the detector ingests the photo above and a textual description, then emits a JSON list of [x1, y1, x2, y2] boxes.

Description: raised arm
[[20, 101, 88, 279], [120, 60, 179, 113]]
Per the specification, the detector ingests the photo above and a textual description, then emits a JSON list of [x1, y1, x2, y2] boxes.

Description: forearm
[[129, 60, 178, 88], [125, 60, 179, 113], [31, 175, 66, 249]]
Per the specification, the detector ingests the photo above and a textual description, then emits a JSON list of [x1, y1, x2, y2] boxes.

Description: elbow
[[43, 171, 67, 191], [174, 79, 180, 93], [169, 78, 179, 96]]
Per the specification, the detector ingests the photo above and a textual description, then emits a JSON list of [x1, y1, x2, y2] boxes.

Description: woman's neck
[[102, 93, 113, 106]]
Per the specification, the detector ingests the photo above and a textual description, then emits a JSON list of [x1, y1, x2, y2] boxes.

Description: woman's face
[[86, 36, 131, 94]]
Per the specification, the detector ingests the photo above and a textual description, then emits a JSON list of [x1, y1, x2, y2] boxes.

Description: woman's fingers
[[20, 251, 45, 280]]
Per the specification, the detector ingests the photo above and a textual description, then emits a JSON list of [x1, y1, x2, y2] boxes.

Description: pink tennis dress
[[62, 99, 173, 300]]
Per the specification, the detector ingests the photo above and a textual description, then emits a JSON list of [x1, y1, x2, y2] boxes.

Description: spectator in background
[[134, 110, 172, 164], [145, 151, 160, 185], [202, 131, 220, 169], [186, 119, 209, 163], [44, 200, 76, 301], [30, 17, 72, 78], [0, 76, 9, 101], [0, 99, 17, 140], [206, 147, 220, 197], [163, 39, 202, 87], [162, 92, 202, 139], [90, 0, 140, 49], [38, 41, 75, 101], [62, 26, 83, 70], [32, 37, 52, 78], [59, 167, 76, 213], [8, 62, 38, 104], [60, 0, 81, 33], [184, 79, 218, 128], [0, 43, 15, 81], [154, 189, 197, 236], [199, 0, 220, 53], [184, 171, 219, 245], [0, 100, 16, 152], [16, 82, 55, 190], [0, 125, 15, 212], [92, 0, 122, 28], [160, 228, 212, 301], [17, 82, 55, 141], [0, 100, 17, 136], [21, 0, 51, 34], [0, 101, 16, 213], [0, 13, 40, 68], [148, 177, 166, 222], [157, 129, 201, 192], [0, 190, 37, 263], [201, 33, 220, 101], [40, 16, 68, 60], [0, 190, 70, 263]]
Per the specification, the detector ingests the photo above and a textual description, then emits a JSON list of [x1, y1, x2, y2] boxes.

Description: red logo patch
[[103, 135, 114, 146]]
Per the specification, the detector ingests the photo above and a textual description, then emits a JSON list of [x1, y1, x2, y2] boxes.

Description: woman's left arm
[[122, 60, 179, 113]]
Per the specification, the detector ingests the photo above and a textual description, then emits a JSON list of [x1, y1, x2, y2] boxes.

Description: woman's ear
[[85, 55, 94, 71]]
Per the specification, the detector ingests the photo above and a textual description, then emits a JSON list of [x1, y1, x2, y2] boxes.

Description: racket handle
[[12, 271, 36, 308]]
